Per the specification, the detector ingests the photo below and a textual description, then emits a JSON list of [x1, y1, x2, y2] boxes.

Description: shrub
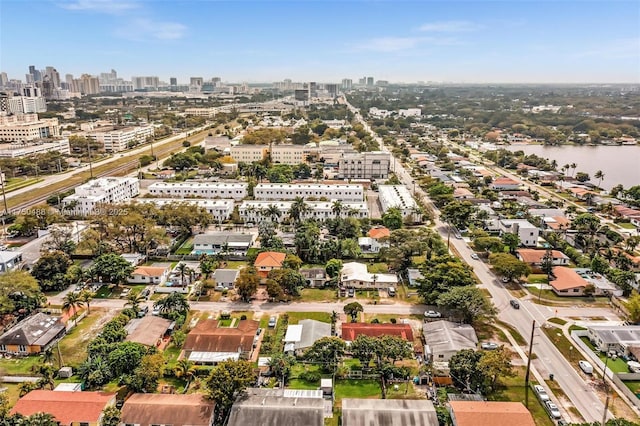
[[371, 318, 380, 323], [240, 314, 247, 320], [299, 370, 321, 383], [390, 318, 397, 324]]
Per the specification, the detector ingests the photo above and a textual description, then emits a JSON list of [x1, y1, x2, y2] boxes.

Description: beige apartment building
[[230, 144, 268, 163], [338, 151, 390, 180], [0, 114, 59, 142], [270, 144, 319, 165]]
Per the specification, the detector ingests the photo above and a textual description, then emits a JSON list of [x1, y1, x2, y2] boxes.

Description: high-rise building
[[131, 76, 159, 91], [366, 77, 374, 86], [308, 81, 317, 98], [190, 77, 203, 92], [341, 79, 352, 91], [325, 84, 338, 97], [0, 73, 8, 88], [80, 74, 100, 95], [28, 66, 41, 83], [169, 77, 177, 86], [358, 77, 366, 85], [45, 66, 61, 89]]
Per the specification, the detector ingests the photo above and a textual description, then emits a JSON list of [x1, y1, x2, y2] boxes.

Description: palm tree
[[125, 292, 146, 312], [594, 170, 605, 189], [289, 196, 308, 224], [154, 292, 190, 316], [174, 359, 197, 391], [265, 204, 282, 223], [176, 262, 189, 286], [570, 163, 577, 177], [33, 364, 56, 390], [331, 200, 344, 217], [62, 293, 84, 327], [331, 311, 338, 336], [79, 290, 94, 315], [562, 164, 570, 176]]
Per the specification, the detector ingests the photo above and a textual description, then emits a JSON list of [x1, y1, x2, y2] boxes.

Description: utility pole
[[0, 166, 8, 215], [524, 320, 536, 408], [87, 139, 94, 179]]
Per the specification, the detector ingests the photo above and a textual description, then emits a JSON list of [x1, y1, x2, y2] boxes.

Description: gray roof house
[[283, 319, 331, 355], [212, 269, 240, 289], [0, 250, 23, 273], [227, 388, 324, 426], [587, 325, 640, 356], [191, 232, 255, 255], [300, 268, 328, 288], [0, 313, 66, 355], [423, 320, 478, 363], [342, 399, 438, 426]]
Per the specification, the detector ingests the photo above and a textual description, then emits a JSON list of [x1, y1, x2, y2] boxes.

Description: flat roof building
[[378, 185, 418, 217], [338, 151, 390, 180], [254, 183, 364, 202], [147, 182, 247, 200], [62, 177, 139, 215]]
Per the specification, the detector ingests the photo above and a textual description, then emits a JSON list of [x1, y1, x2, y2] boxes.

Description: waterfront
[[505, 144, 640, 191]]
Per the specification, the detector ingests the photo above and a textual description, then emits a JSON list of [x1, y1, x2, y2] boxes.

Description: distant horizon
[[1, 1, 638, 84]]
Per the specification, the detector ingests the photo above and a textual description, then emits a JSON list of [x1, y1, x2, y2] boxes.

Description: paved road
[[343, 98, 610, 423]]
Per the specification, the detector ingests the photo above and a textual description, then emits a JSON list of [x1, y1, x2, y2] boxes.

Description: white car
[[424, 310, 442, 318], [578, 360, 594, 374], [545, 401, 562, 419], [481, 342, 498, 350], [533, 385, 550, 402], [470, 253, 479, 260]]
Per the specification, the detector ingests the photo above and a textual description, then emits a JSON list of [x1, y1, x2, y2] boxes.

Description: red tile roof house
[[516, 249, 570, 270], [10, 389, 116, 425], [367, 226, 390, 239], [254, 251, 286, 278], [489, 177, 521, 191], [549, 266, 588, 296], [448, 401, 535, 426], [182, 319, 259, 365], [127, 265, 170, 285], [341, 323, 414, 342]]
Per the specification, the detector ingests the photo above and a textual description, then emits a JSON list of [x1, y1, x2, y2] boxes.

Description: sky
[[1, 0, 639, 84]]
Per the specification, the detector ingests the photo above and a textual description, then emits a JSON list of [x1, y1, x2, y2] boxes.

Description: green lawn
[[579, 337, 629, 373], [617, 222, 637, 230], [298, 288, 338, 303], [58, 309, 115, 367], [622, 380, 640, 397], [287, 311, 332, 324], [175, 237, 194, 255], [0, 353, 43, 375], [288, 378, 321, 390], [547, 317, 567, 326], [496, 321, 527, 346], [224, 261, 247, 269], [527, 274, 549, 284], [541, 326, 582, 365], [367, 263, 389, 274], [335, 379, 381, 404]]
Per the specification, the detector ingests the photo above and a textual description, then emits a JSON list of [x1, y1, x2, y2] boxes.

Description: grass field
[[286, 311, 332, 324], [58, 309, 117, 367], [541, 326, 582, 365], [298, 288, 338, 303], [4, 177, 43, 193], [175, 237, 194, 255], [335, 379, 381, 404]]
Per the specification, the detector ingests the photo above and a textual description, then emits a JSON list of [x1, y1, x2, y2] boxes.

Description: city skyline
[[1, 0, 639, 84]]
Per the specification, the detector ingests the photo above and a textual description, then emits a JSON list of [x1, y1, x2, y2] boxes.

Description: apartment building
[[62, 177, 140, 215], [147, 182, 248, 200], [338, 151, 390, 180], [184, 107, 217, 117], [135, 198, 234, 222], [270, 144, 319, 165], [378, 185, 418, 217], [229, 145, 268, 163], [498, 219, 540, 247], [0, 138, 70, 158], [239, 200, 369, 223], [0, 114, 59, 142], [254, 183, 364, 202], [87, 125, 154, 152]]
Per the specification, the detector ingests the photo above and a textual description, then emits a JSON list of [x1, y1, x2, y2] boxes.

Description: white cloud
[[59, 0, 138, 14], [115, 18, 187, 41], [351, 35, 465, 52], [419, 20, 482, 33]]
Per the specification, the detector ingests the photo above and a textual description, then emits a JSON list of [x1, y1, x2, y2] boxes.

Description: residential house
[[254, 251, 286, 278], [550, 267, 621, 297], [0, 250, 23, 273], [212, 269, 240, 290], [358, 227, 390, 253], [453, 187, 474, 199], [10, 390, 116, 425], [283, 319, 331, 355], [127, 265, 170, 285], [182, 319, 259, 364], [498, 219, 539, 247], [340, 262, 397, 289], [341, 323, 414, 342], [192, 232, 255, 256], [423, 320, 478, 363], [516, 249, 570, 270], [0, 313, 66, 355], [227, 388, 325, 426], [300, 268, 328, 288], [125, 315, 173, 347], [368, 226, 390, 240], [120, 393, 215, 426], [490, 177, 521, 191], [587, 325, 640, 357], [407, 268, 424, 287], [448, 401, 535, 426], [568, 187, 596, 201], [342, 399, 438, 426]]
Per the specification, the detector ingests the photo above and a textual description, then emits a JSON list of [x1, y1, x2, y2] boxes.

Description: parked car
[[545, 401, 562, 419], [387, 287, 396, 297], [137, 305, 149, 318], [339, 287, 347, 297], [502, 277, 510, 283], [510, 299, 520, 309], [348, 288, 355, 297], [424, 310, 442, 318], [470, 253, 479, 260], [268, 316, 277, 328], [533, 385, 550, 402], [557, 420, 569, 426], [120, 288, 131, 298], [481, 342, 499, 350], [578, 360, 593, 374]]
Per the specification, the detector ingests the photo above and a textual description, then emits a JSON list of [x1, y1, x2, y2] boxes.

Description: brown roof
[[492, 177, 520, 185], [546, 216, 570, 230], [550, 267, 588, 291], [449, 401, 535, 426], [132, 266, 168, 277], [121, 393, 214, 426], [367, 227, 390, 239], [341, 323, 414, 342], [10, 390, 115, 424], [254, 251, 286, 268], [184, 319, 259, 354], [125, 315, 172, 346], [516, 249, 568, 264]]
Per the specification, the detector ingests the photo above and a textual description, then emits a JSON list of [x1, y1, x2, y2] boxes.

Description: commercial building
[[0, 113, 59, 142], [498, 219, 539, 247], [378, 185, 418, 217], [229, 144, 269, 163], [147, 182, 248, 200], [184, 107, 217, 117], [3, 94, 47, 114], [136, 198, 235, 222], [270, 144, 318, 165], [62, 177, 140, 215], [227, 388, 324, 426], [449, 401, 535, 426], [254, 183, 364, 202], [132, 76, 160, 90], [338, 151, 390, 180], [87, 125, 154, 152], [239, 200, 369, 223], [0, 138, 70, 158]]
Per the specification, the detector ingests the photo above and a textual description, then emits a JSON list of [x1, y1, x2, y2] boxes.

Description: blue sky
[[1, 0, 639, 83]]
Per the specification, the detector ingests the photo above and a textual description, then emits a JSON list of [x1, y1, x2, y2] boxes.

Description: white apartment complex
[[254, 183, 364, 202], [147, 182, 248, 200], [135, 198, 235, 222], [229, 145, 268, 163], [0, 114, 59, 142], [378, 185, 418, 217], [184, 107, 217, 117], [6, 96, 47, 114], [62, 177, 140, 215], [270, 144, 319, 165], [88, 125, 155, 152], [338, 151, 390, 180], [498, 219, 540, 247], [239, 200, 369, 223], [0, 138, 70, 158]]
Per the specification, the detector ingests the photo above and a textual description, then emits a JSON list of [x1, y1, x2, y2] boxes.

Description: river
[[504, 144, 640, 191]]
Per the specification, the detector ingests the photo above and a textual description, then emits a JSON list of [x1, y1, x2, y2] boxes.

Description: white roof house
[[340, 262, 397, 288], [423, 320, 478, 362], [283, 320, 331, 354]]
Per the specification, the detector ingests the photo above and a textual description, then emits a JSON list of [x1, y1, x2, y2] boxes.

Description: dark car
[[510, 299, 520, 309]]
